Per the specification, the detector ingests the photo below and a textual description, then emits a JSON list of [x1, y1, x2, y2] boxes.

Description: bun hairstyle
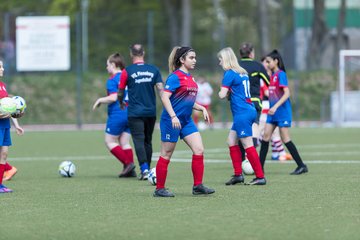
[[267, 49, 286, 72], [108, 53, 125, 70], [168, 46, 194, 73], [239, 42, 254, 58]]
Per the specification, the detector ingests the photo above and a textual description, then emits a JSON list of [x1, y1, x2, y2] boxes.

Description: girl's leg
[[259, 123, 276, 169], [227, 130, 243, 176], [240, 137, 264, 179], [155, 141, 176, 190], [183, 133, 215, 194], [279, 128, 308, 174], [0, 146, 12, 193]]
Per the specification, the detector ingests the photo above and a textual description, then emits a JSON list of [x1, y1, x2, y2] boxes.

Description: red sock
[[4, 162, 12, 171], [245, 146, 265, 178], [123, 148, 134, 165], [229, 145, 243, 175], [0, 164, 5, 185], [110, 146, 127, 165], [156, 156, 170, 189], [192, 154, 204, 186]]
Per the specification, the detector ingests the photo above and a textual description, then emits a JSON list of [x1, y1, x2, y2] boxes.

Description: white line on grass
[[7, 156, 360, 164]]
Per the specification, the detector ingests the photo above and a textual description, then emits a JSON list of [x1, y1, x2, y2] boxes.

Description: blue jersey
[[221, 69, 255, 116], [106, 72, 127, 117], [268, 70, 292, 121], [161, 70, 198, 121], [0, 81, 10, 129], [119, 62, 163, 117]]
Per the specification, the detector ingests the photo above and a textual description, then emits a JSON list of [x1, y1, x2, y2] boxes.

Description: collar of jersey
[[241, 58, 253, 61]]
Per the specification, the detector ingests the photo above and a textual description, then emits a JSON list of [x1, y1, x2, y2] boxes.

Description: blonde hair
[[217, 47, 247, 75]]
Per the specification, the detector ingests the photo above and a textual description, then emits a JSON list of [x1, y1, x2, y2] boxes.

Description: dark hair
[[267, 49, 286, 72], [108, 53, 125, 70], [168, 46, 194, 72], [130, 44, 144, 57], [239, 42, 254, 58]]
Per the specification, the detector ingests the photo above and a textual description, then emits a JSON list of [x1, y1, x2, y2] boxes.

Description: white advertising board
[[16, 16, 70, 71]]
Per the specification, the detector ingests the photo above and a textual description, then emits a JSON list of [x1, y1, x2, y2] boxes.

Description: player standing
[[93, 53, 136, 177], [259, 50, 308, 175], [118, 44, 164, 180], [217, 47, 266, 185], [154, 46, 215, 197], [0, 60, 25, 193]]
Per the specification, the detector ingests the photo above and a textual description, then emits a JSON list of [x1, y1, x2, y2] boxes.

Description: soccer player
[[217, 47, 266, 185], [93, 53, 136, 177], [238, 43, 270, 149], [0, 60, 25, 193], [153, 46, 215, 197], [118, 44, 164, 180], [259, 49, 308, 175]]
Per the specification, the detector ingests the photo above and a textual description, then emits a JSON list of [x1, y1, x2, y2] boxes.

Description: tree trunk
[[181, 0, 191, 46], [334, 0, 346, 66], [163, 0, 179, 47], [307, 0, 328, 70], [258, 0, 270, 56]]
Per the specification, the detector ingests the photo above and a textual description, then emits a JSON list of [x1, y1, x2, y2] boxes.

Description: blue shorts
[[105, 114, 130, 136], [160, 117, 198, 142], [0, 128, 12, 146], [231, 110, 256, 138], [266, 115, 292, 128]]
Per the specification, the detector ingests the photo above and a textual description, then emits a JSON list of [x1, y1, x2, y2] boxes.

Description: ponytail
[[267, 49, 286, 72]]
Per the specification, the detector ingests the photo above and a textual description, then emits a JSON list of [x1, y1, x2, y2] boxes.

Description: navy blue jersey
[[239, 58, 270, 100], [119, 62, 163, 117]]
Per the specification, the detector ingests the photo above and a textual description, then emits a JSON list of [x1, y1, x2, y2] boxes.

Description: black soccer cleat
[[290, 165, 308, 175], [153, 188, 175, 197], [192, 184, 215, 195], [118, 163, 136, 178], [225, 174, 245, 185], [245, 178, 267, 185]]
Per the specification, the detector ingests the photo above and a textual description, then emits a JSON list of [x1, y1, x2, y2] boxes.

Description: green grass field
[[2, 127, 360, 240]]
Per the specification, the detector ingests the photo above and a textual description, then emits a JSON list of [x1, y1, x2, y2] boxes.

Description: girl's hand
[[92, 100, 101, 110], [0, 112, 11, 119], [171, 116, 181, 129], [268, 106, 277, 115], [15, 126, 24, 135], [11, 112, 25, 118], [202, 108, 210, 124]]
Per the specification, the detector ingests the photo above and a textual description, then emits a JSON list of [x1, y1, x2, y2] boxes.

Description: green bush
[[6, 70, 338, 125]]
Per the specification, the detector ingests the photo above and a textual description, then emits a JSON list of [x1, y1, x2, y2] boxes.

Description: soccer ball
[[0, 97, 17, 114], [148, 167, 156, 185], [242, 159, 254, 175], [58, 161, 76, 177], [12, 96, 27, 113]]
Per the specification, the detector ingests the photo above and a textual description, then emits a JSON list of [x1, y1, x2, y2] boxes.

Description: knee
[[192, 146, 204, 156], [0, 151, 8, 162]]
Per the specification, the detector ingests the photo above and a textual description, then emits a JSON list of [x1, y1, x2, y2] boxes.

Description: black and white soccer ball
[[59, 161, 76, 177], [148, 167, 156, 185]]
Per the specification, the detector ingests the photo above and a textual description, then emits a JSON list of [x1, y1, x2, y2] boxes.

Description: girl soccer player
[[217, 47, 266, 185], [93, 53, 136, 177], [153, 46, 215, 197], [0, 60, 24, 193], [259, 50, 308, 175]]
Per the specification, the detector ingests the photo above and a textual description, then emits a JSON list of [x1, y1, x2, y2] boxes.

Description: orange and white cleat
[[3, 166, 18, 181], [285, 153, 293, 160]]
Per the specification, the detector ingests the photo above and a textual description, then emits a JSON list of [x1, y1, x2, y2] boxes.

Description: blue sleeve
[[222, 70, 233, 88], [164, 74, 180, 93], [106, 75, 120, 94], [278, 71, 288, 87]]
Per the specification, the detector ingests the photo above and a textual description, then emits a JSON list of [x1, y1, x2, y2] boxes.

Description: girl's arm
[[268, 87, 290, 115], [161, 91, 181, 129], [92, 93, 117, 110], [11, 117, 24, 135], [218, 87, 229, 99], [193, 103, 209, 123]]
